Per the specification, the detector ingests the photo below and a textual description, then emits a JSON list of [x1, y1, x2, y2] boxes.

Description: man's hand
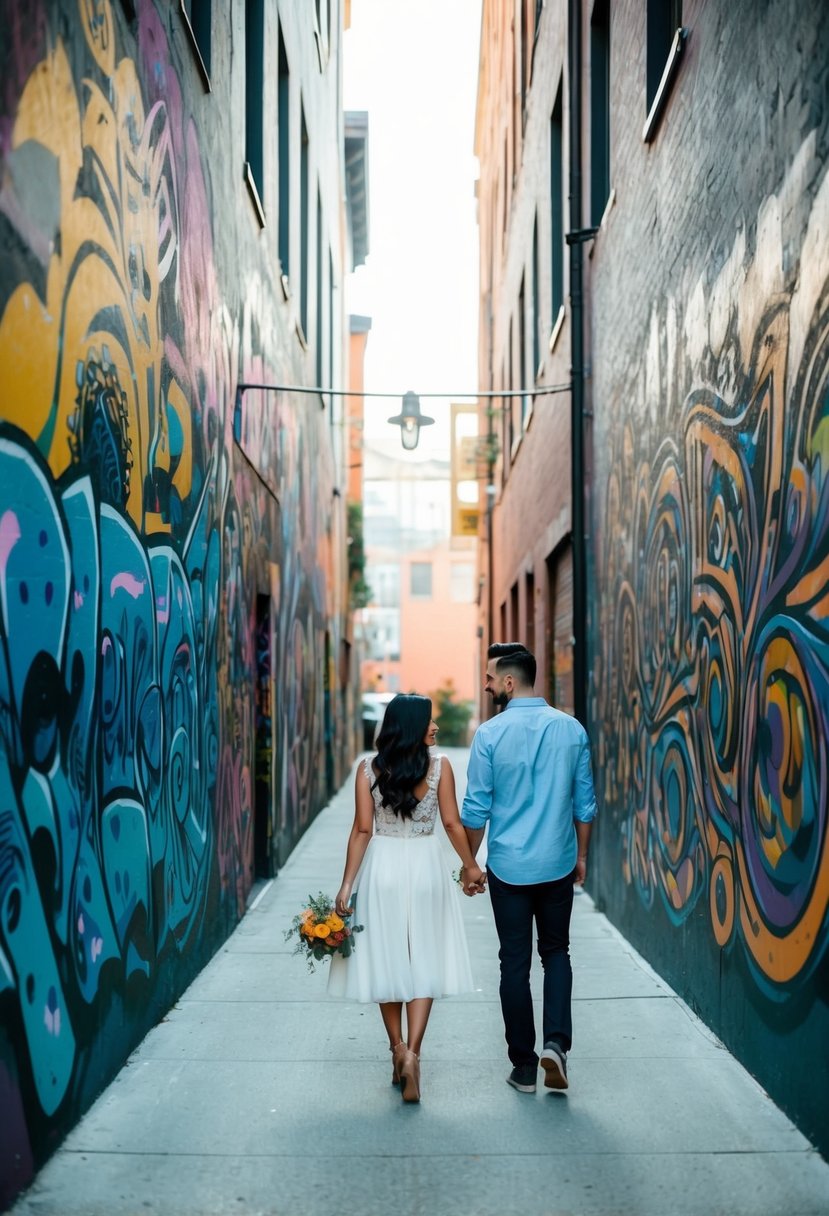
[[461, 863, 487, 896], [574, 854, 588, 885]]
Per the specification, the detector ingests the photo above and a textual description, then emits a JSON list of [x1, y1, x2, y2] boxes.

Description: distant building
[[360, 448, 478, 705], [476, 0, 829, 1160]]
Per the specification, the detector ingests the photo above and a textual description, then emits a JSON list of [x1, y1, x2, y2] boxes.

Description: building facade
[[0, 0, 364, 1203], [475, 0, 577, 718], [476, 0, 828, 1157]]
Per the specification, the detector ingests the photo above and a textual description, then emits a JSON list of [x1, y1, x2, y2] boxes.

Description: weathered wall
[[0, 0, 353, 1203], [589, 0, 829, 1155]]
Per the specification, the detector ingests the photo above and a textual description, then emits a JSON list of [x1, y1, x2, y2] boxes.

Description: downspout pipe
[[565, 0, 596, 727]]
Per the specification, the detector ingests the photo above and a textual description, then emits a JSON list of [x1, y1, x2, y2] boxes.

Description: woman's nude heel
[[399, 1050, 421, 1103], [390, 1042, 407, 1086]]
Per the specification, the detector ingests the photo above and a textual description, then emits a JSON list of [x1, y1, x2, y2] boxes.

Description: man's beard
[[490, 690, 509, 707]]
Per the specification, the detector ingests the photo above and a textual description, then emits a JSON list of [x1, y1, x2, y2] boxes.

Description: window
[[363, 608, 400, 662], [532, 214, 541, 379], [450, 563, 475, 603], [329, 248, 336, 418], [314, 0, 330, 69], [520, 0, 531, 126], [525, 569, 535, 651], [519, 274, 529, 428], [244, 0, 265, 224], [300, 102, 310, 339], [180, 1, 211, 87], [502, 140, 509, 239], [370, 563, 400, 608], [500, 354, 509, 485], [278, 24, 291, 277], [510, 581, 519, 639], [590, 0, 610, 225], [546, 541, 574, 712], [316, 187, 323, 388], [549, 82, 564, 332], [644, 0, 685, 142], [505, 319, 514, 466], [410, 562, 433, 599]]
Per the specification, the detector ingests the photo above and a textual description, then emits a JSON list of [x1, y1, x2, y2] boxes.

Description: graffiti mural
[[0, 0, 348, 1203], [595, 148, 829, 1000]]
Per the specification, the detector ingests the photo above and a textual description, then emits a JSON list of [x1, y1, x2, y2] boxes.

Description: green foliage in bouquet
[[285, 891, 364, 972]]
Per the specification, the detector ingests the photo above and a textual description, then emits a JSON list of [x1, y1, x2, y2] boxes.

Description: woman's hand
[[335, 885, 353, 917]]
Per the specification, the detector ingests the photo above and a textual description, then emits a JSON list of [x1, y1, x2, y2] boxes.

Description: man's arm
[[459, 731, 493, 892], [574, 819, 593, 885], [464, 824, 485, 860], [572, 737, 597, 884], [460, 732, 493, 827]]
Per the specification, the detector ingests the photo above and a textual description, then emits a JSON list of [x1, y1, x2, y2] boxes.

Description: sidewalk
[[13, 750, 829, 1216]]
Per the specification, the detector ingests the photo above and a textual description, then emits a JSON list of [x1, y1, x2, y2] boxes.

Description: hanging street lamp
[[385, 391, 436, 451]]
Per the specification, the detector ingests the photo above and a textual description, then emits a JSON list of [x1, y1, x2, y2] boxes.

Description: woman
[[328, 693, 486, 1102]]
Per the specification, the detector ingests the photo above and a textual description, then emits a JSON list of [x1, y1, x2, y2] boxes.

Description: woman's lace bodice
[[365, 754, 442, 838]]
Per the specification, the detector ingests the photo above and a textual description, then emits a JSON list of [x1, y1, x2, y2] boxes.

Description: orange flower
[[313, 923, 330, 938], [327, 915, 344, 932]]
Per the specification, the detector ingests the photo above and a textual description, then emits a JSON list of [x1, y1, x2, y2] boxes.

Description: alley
[[11, 751, 829, 1216]]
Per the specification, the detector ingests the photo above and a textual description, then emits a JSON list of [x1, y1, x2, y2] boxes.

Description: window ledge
[[588, 189, 616, 259], [643, 27, 686, 143], [549, 304, 566, 353], [179, 1, 211, 93], [244, 163, 266, 229], [314, 29, 329, 72]]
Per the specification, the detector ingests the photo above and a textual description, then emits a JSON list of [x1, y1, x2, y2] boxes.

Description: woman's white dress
[[328, 754, 474, 1003]]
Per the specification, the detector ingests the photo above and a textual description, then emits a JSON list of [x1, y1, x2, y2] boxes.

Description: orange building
[[362, 536, 478, 707], [359, 446, 479, 717]]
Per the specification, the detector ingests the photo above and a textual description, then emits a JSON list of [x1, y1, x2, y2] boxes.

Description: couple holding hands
[[328, 643, 597, 1103]]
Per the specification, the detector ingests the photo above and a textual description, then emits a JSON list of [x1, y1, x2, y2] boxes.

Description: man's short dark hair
[[494, 648, 537, 687], [487, 641, 530, 661]]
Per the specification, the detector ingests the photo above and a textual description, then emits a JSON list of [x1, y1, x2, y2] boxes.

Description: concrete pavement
[[12, 749, 829, 1216]]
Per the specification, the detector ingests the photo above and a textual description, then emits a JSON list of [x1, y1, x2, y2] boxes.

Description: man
[[461, 643, 597, 1094]]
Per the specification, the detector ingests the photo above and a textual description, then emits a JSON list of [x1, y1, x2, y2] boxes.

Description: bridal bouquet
[[285, 891, 363, 972]]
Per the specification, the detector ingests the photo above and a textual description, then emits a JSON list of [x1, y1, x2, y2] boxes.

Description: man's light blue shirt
[[461, 697, 597, 885]]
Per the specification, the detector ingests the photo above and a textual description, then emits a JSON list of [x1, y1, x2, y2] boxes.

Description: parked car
[[361, 692, 395, 750]]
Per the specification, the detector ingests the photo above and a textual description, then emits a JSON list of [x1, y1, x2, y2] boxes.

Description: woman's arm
[[437, 760, 486, 893], [334, 765, 374, 916]]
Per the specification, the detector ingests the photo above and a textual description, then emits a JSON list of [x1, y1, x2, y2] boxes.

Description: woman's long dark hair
[[372, 693, 432, 819]]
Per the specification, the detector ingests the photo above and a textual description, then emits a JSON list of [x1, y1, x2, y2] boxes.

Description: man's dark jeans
[[487, 867, 574, 1067]]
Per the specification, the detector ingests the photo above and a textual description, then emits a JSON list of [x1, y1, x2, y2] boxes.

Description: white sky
[[343, 0, 483, 463]]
